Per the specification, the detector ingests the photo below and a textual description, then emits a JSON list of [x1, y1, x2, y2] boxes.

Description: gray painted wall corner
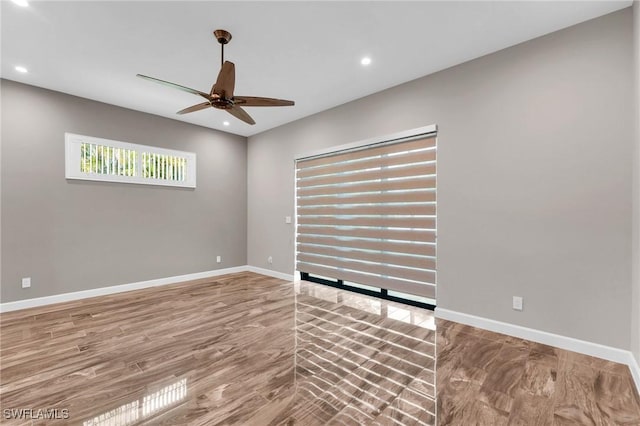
[[632, 0, 640, 364], [1, 80, 248, 303], [247, 9, 634, 349]]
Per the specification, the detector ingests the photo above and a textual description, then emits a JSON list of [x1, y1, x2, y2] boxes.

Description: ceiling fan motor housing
[[211, 98, 234, 109]]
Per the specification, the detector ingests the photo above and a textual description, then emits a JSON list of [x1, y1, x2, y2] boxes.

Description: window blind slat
[[297, 176, 436, 197], [297, 225, 436, 243], [297, 244, 436, 270], [297, 137, 436, 169], [298, 235, 436, 257], [297, 162, 436, 188], [296, 262, 436, 299], [298, 204, 436, 216], [297, 216, 436, 229], [296, 135, 437, 300], [297, 149, 436, 179], [298, 253, 435, 283], [297, 190, 435, 206]]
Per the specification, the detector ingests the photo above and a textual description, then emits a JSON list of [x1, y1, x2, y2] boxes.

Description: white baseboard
[[246, 266, 295, 282], [0, 266, 249, 313], [435, 307, 638, 377], [630, 353, 640, 393]]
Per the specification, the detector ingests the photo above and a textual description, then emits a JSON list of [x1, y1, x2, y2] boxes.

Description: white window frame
[[65, 133, 196, 188]]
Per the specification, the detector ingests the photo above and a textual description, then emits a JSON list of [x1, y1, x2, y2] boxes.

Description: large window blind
[[296, 135, 437, 300]]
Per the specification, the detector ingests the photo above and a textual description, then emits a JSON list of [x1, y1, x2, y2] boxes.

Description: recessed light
[[360, 57, 372, 66], [11, 0, 29, 7], [223, 121, 230, 126], [15, 66, 28, 73]]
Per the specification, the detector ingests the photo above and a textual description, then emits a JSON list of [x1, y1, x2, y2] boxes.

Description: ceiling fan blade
[[226, 105, 255, 125], [233, 96, 295, 107], [212, 61, 235, 98], [137, 74, 211, 100], [176, 102, 212, 115]]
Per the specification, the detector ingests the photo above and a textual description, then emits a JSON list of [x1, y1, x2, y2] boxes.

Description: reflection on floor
[[1, 272, 639, 425], [275, 282, 436, 425], [84, 378, 187, 425]]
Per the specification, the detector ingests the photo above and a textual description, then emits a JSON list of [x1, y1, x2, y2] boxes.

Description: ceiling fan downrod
[[213, 29, 232, 68]]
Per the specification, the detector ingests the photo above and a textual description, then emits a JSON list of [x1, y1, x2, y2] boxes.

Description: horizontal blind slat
[[297, 262, 436, 299], [297, 225, 436, 242], [297, 216, 436, 229], [297, 150, 436, 179], [298, 204, 436, 216], [297, 244, 436, 270], [298, 190, 435, 206], [298, 235, 436, 257], [298, 253, 435, 283], [297, 163, 436, 188], [297, 176, 436, 197], [297, 137, 436, 169]]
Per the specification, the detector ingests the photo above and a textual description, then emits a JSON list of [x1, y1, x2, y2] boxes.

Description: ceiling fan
[[137, 29, 294, 125]]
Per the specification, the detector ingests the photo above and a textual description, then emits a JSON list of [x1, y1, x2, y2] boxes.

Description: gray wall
[[247, 9, 634, 349], [1, 80, 247, 303], [633, 0, 640, 363]]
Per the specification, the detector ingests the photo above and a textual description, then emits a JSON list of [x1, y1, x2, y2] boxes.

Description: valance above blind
[[295, 135, 437, 299]]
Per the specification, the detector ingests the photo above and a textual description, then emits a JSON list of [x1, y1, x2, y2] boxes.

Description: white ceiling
[[1, 1, 631, 137]]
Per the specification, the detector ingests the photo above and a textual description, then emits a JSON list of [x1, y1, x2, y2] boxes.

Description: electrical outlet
[[513, 296, 523, 311], [216, 256, 222, 263], [22, 277, 31, 288], [268, 256, 273, 264]]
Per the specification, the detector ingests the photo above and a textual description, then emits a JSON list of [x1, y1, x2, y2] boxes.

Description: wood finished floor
[[437, 322, 640, 425], [0, 272, 638, 425]]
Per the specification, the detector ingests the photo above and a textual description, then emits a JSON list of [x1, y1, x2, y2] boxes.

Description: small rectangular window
[[141, 152, 188, 182], [66, 133, 196, 188], [80, 142, 137, 177]]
